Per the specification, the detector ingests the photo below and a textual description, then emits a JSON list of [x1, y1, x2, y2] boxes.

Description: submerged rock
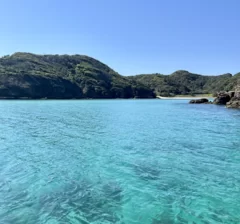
[[134, 162, 161, 181], [102, 181, 123, 202], [37, 179, 123, 223], [189, 98, 209, 104]]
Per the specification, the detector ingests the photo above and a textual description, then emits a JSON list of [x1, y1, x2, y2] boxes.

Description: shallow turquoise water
[[0, 100, 240, 224]]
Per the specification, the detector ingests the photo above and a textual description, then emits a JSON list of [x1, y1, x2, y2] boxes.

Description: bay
[[0, 100, 240, 224]]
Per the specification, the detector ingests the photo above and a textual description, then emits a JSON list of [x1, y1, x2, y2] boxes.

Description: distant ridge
[[129, 70, 239, 97], [0, 52, 239, 99]]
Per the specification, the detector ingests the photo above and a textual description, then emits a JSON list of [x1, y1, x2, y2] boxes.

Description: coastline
[[0, 95, 214, 100], [0, 97, 157, 100], [156, 94, 214, 100]]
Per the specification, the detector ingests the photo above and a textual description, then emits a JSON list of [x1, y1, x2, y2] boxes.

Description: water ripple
[[0, 100, 240, 223]]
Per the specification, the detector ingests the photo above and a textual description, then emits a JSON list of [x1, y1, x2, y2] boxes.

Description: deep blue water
[[0, 100, 240, 224]]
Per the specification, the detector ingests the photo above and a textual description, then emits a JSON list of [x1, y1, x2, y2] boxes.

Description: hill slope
[[0, 53, 239, 98], [129, 70, 239, 96], [0, 53, 154, 99]]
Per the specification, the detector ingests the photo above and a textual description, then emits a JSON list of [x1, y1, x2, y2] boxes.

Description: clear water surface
[[0, 100, 239, 224]]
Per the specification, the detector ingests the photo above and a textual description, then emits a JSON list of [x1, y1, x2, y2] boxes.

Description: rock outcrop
[[226, 87, 240, 108], [226, 98, 240, 108], [213, 92, 231, 105], [213, 85, 240, 108], [189, 87, 240, 109], [189, 98, 209, 104]]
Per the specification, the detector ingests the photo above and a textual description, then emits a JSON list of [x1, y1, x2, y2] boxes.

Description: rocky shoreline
[[189, 89, 240, 109], [226, 91, 240, 108]]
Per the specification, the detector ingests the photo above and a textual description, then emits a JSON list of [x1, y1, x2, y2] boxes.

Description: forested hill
[[129, 70, 240, 96], [0, 53, 154, 99], [0, 53, 239, 99]]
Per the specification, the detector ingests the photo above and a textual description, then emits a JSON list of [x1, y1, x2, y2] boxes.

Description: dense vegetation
[[0, 53, 239, 98], [129, 70, 239, 96], [0, 53, 154, 99]]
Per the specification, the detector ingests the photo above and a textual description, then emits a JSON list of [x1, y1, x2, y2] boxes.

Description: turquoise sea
[[0, 100, 240, 224]]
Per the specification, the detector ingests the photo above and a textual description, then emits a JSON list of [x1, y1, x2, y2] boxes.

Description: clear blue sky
[[0, 0, 239, 75]]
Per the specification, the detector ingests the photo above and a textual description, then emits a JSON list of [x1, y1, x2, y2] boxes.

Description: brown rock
[[213, 92, 231, 105], [226, 95, 240, 109]]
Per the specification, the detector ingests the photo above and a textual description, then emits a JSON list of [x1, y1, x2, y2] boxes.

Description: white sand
[[156, 95, 214, 100]]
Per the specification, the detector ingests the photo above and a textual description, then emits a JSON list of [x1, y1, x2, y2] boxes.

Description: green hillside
[[130, 70, 239, 96], [0, 53, 239, 99], [0, 53, 154, 99]]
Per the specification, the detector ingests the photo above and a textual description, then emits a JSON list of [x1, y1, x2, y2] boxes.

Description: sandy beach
[[156, 95, 214, 100]]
